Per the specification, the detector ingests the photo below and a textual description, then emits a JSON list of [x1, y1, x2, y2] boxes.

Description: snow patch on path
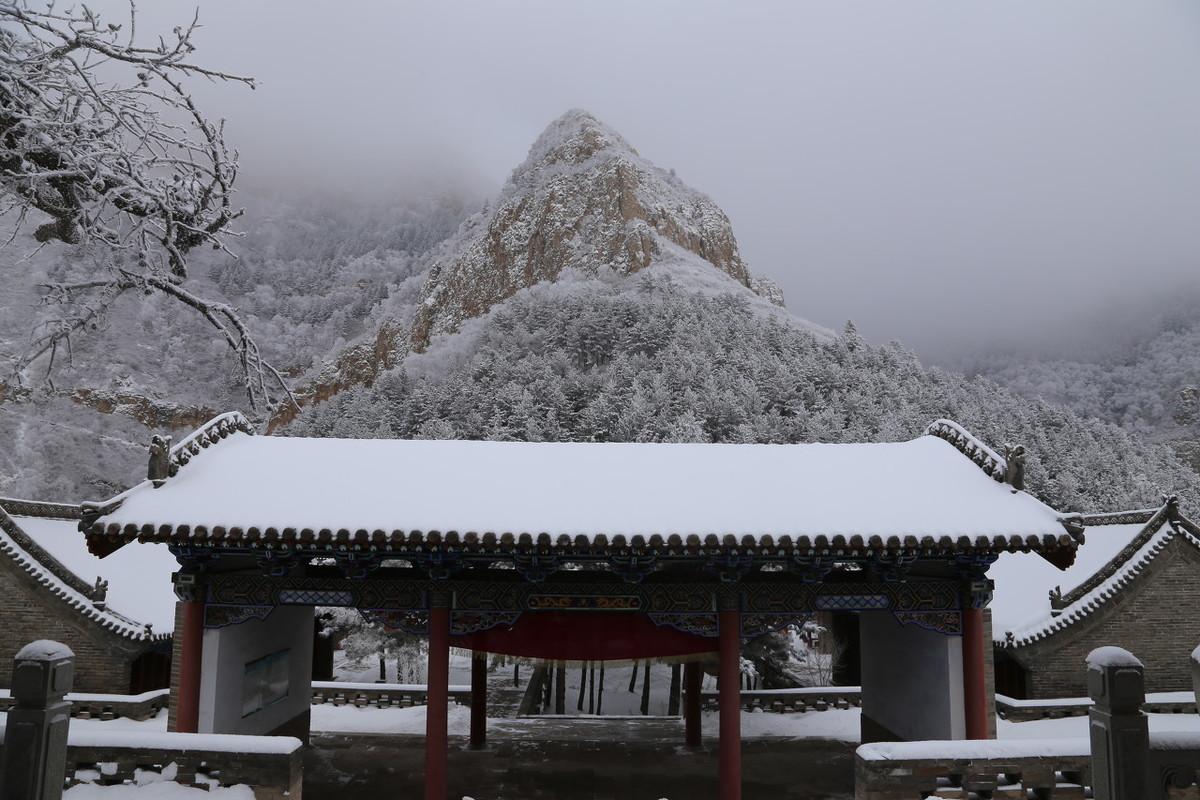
[[65, 784, 253, 798]]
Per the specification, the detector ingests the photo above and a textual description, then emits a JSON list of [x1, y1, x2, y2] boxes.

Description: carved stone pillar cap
[[12, 640, 75, 707], [1087, 646, 1145, 712]]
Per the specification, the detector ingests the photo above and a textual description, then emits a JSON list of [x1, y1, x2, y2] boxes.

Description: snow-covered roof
[[992, 502, 1199, 647], [85, 413, 1077, 560], [0, 500, 176, 638]]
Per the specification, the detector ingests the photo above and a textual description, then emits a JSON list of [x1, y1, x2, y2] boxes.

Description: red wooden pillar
[[718, 609, 742, 800], [426, 597, 451, 800], [962, 606, 988, 739], [175, 600, 205, 733], [470, 650, 487, 749], [684, 661, 702, 748]]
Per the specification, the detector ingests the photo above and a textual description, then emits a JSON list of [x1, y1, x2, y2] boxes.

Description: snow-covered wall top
[[993, 511, 1199, 647], [12, 514, 178, 633], [0, 509, 175, 638], [989, 497, 1200, 646], [989, 521, 1150, 640], [90, 421, 1069, 543]]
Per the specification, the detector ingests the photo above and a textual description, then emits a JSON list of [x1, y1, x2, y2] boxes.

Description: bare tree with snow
[[0, 1, 293, 412]]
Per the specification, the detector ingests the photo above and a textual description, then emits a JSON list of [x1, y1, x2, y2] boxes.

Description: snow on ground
[[335, 648, 477, 684], [7, 701, 1199, 745], [312, 702, 472, 734], [65, 784, 253, 798], [727, 708, 861, 741], [998, 711, 1200, 740]]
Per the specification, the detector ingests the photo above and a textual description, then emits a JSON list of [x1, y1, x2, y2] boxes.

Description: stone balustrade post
[[0, 640, 75, 800], [1087, 646, 1149, 800], [1191, 644, 1200, 708]]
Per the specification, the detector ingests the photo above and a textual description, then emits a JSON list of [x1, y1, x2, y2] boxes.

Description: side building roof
[[991, 499, 1199, 648], [82, 413, 1081, 564], [0, 498, 177, 639]]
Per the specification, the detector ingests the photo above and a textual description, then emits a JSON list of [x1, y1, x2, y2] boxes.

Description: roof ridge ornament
[[924, 419, 1007, 481], [1002, 444, 1026, 492], [164, 411, 255, 479], [148, 435, 172, 486], [1163, 494, 1180, 519]]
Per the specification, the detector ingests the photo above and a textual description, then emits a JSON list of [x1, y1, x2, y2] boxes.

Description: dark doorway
[[830, 612, 861, 686], [129, 648, 171, 694], [994, 650, 1029, 699]]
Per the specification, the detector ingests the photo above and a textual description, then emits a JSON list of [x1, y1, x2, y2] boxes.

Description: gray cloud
[[88, 0, 1200, 361]]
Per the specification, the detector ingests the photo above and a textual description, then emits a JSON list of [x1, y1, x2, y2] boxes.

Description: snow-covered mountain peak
[[511, 109, 640, 185], [410, 110, 784, 349]]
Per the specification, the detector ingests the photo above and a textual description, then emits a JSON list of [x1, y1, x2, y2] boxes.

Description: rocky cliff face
[[410, 110, 775, 349]]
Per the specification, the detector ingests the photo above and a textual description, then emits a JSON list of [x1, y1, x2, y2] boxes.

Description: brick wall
[[1011, 535, 1200, 698], [0, 557, 143, 693]]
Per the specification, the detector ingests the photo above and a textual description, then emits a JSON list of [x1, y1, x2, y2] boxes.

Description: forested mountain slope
[[969, 318, 1200, 472], [290, 277, 1200, 516]]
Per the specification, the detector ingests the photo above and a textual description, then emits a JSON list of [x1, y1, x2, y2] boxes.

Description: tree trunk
[[640, 661, 651, 715], [577, 664, 587, 711], [628, 660, 639, 692], [668, 663, 682, 716], [588, 661, 596, 714], [597, 663, 605, 715], [513, 663, 520, 688], [378, 652, 387, 683], [543, 665, 552, 710], [555, 662, 566, 714]]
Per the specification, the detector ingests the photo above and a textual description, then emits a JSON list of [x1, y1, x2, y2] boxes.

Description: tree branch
[[1, 0, 295, 414]]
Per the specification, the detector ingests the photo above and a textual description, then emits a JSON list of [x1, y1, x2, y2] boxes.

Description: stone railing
[[855, 738, 1092, 800], [0, 641, 302, 800], [701, 686, 862, 713], [0, 714, 302, 800], [996, 691, 1197, 722], [0, 680, 477, 723], [311, 680, 472, 709], [0, 688, 168, 721], [61, 731, 303, 800], [856, 645, 1200, 800]]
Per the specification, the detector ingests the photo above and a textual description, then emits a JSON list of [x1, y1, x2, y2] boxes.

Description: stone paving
[[304, 718, 855, 800]]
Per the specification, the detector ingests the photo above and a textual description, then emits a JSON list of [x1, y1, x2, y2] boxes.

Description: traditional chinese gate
[[80, 412, 1081, 800]]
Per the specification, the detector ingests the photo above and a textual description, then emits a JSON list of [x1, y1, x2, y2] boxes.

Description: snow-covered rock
[[410, 109, 764, 349]]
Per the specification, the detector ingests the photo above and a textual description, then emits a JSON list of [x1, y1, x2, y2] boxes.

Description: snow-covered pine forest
[[289, 274, 1200, 516], [965, 311, 1200, 472]]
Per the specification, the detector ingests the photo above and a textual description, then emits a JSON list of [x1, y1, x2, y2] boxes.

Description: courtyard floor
[[304, 718, 856, 800]]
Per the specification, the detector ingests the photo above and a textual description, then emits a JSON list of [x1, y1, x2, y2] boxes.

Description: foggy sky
[[90, 1, 1200, 361]]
